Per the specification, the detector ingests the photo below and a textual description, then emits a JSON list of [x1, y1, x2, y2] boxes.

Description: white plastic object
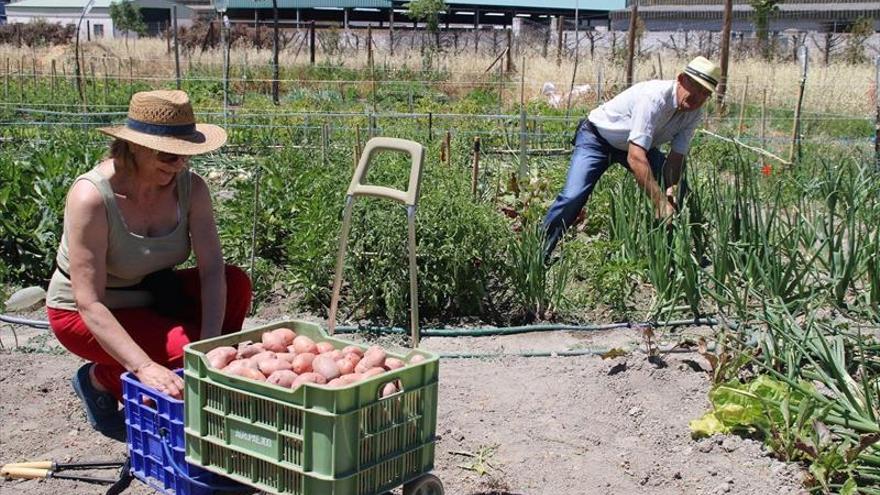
[[4, 286, 46, 312]]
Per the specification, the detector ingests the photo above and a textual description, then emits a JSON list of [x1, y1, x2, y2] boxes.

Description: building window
[[94, 24, 104, 38]]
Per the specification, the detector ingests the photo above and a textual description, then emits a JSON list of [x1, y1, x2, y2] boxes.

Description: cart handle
[[346, 137, 424, 206]]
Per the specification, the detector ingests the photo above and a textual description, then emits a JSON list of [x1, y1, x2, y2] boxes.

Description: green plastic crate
[[183, 320, 439, 495]]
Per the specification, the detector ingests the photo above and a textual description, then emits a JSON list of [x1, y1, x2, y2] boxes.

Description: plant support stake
[[471, 137, 481, 199], [173, 6, 181, 90], [789, 44, 808, 164], [875, 56, 879, 171]]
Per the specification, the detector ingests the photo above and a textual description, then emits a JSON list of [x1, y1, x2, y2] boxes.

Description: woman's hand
[[135, 361, 184, 399]]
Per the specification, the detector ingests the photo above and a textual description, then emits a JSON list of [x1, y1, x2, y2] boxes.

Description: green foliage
[[110, 0, 147, 39], [748, 0, 780, 59], [566, 239, 643, 321], [0, 136, 103, 286], [843, 17, 874, 65], [405, 0, 446, 39]]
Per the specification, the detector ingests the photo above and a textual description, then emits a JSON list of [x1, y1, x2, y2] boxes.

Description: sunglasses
[[154, 150, 188, 164]]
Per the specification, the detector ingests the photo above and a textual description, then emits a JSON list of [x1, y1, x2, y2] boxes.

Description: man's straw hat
[[98, 90, 226, 155], [683, 56, 721, 93]]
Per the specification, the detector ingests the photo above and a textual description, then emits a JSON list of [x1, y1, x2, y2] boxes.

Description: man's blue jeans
[[542, 120, 667, 256]]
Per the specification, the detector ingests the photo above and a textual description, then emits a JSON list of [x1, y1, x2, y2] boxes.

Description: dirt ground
[[0, 309, 808, 495]]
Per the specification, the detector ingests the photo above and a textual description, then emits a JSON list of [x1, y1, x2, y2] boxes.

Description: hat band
[[684, 66, 717, 87], [126, 118, 196, 137]]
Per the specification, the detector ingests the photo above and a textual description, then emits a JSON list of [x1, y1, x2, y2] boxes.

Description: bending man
[[542, 56, 720, 257]]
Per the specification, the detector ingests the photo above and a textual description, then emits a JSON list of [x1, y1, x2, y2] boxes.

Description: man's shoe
[[71, 363, 125, 439]]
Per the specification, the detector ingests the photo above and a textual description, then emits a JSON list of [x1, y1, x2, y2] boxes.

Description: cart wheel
[[403, 474, 444, 495]]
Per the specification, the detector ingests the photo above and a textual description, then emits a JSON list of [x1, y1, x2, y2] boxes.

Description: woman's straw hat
[[683, 56, 721, 93], [98, 90, 226, 156]]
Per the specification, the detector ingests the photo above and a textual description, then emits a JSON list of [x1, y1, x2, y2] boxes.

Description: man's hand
[[665, 185, 679, 213]]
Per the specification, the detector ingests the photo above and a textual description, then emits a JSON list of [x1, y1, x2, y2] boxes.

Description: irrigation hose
[[1, 314, 729, 359], [0, 314, 50, 329], [336, 317, 722, 337]]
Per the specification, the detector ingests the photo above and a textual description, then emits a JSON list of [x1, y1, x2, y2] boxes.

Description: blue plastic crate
[[123, 370, 249, 495]]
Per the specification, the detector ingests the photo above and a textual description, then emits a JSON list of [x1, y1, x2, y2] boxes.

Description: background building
[[4, 0, 195, 38], [610, 0, 880, 32]]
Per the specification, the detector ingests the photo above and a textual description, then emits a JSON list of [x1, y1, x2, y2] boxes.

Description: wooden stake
[[309, 21, 316, 65], [656, 51, 663, 79], [271, 0, 280, 104], [505, 29, 512, 73], [556, 15, 564, 67], [389, 9, 395, 57], [789, 45, 808, 164], [321, 123, 329, 167], [736, 76, 749, 138], [874, 56, 879, 171], [354, 125, 362, 169], [173, 6, 181, 90], [716, 0, 733, 107], [103, 57, 109, 105], [51, 59, 57, 93], [471, 137, 481, 199], [444, 130, 451, 165], [625, 3, 638, 87], [760, 88, 767, 148], [428, 112, 433, 141], [367, 26, 373, 68]]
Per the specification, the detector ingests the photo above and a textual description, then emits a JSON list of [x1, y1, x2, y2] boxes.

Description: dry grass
[[0, 34, 874, 116]]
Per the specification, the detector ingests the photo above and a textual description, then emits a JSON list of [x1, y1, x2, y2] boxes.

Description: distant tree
[[110, 0, 146, 48], [748, 0, 780, 59], [843, 17, 873, 65], [406, 0, 445, 48]]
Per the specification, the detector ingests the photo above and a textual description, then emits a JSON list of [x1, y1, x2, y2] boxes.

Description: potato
[[259, 358, 294, 375], [228, 366, 266, 382], [292, 336, 318, 355], [261, 331, 288, 353], [327, 373, 363, 388], [336, 358, 355, 375], [410, 354, 426, 364], [342, 345, 364, 358], [356, 347, 387, 373], [326, 377, 346, 388], [316, 342, 335, 354], [291, 353, 316, 374], [251, 351, 277, 363], [326, 350, 344, 361], [206, 346, 237, 369], [381, 381, 399, 397], [339, 373, 363, 384], [223, 359, 259, 373], [271, 327, 297, 346], [292, 372, 327, 388], [266, 370, 298, 388], [384, 358, 405, 371], [344, 353, 361, 367], [275, 352, 297, 363], [237, 343, 265, 359], [312, 355, 341, 381], [362, 367, 386, 378]]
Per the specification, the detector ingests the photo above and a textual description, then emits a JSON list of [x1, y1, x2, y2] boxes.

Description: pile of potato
[[204, 327, 426, 396]]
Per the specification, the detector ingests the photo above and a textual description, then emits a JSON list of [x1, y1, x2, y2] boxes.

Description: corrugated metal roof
[[227, 0, 391, 9], [225, 0, 623, 11], [7, 0, 113, 8], [445, 0, 624, 11]]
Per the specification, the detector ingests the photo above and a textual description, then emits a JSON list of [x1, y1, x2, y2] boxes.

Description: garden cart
[[182, 137, 443, 495]]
